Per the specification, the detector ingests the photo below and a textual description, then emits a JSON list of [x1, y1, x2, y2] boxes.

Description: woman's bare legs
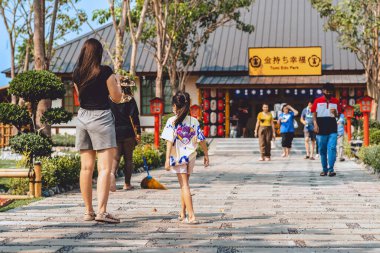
[[96, 148, 116, 214], [110, 145, 122, 192], [80, 150, 96, 214], [177, 173, 195, 222]]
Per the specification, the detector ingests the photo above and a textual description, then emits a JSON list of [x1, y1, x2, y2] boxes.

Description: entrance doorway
[[230, 88, 322, 137]]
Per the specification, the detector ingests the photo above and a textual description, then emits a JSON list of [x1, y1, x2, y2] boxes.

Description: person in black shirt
[[73, 38, 124, 224], [110, 86, 141, 191]]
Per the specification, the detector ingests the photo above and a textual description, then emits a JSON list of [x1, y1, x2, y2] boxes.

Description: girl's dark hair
[[122, 86, 132, 96], [73, 38, 103, 93], [172, 91, 190, 127]]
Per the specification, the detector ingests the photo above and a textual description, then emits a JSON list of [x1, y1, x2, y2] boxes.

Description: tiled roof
[[2, 0, 362, 76]]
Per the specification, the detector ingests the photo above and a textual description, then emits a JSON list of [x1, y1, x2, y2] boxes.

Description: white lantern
[[235, 90, 241, 95], [251, 90, 256, 95], [210, 100, 217, 111]]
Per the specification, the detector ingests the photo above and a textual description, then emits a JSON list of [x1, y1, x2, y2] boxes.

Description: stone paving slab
[[1, 143, 380, 252]]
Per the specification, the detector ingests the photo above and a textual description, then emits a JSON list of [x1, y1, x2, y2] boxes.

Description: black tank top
[[74, 65, 113, 110]]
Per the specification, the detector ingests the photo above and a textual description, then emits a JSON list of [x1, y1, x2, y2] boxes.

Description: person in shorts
[[73, 38, 125, 224], [278, 104, 299, 158], [301, 101, 316, 160], [161, 91, 209, 224]]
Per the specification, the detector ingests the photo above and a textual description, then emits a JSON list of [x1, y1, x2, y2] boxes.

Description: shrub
[[370, 120, 380, 130], [40, 155, 80, 189], [370, 129, 380, 145], [133, 144, 162, 169], [7, 155, 81, 195], [52, 134, 76, 147], [0, 103, 31, 130], [7, 178, 29, 195], [9, 133, 52, 167], [358, 145, 380, 171], [41, 108, 73, 125], [9, 70, 65, 103]]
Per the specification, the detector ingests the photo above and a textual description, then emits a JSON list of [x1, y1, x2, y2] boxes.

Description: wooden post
[[225, 90, 230, 138], [34, 162, 42, 198]]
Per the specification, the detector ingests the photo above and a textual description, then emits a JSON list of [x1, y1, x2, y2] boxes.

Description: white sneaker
[[315, 154, 319, 158]]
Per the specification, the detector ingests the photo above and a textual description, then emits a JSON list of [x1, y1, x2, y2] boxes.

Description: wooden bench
[[0, 163, 42, 199]]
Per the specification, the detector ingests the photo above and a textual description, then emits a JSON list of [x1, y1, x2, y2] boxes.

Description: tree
[[32, 0, 86, 136], [311, 0, 380, 120], [0, 0, 23, 104], [92, 0, 149, 76], [146, 0, 255, 96], [167, 0, 255, 92], [0, 70, 72, 168]]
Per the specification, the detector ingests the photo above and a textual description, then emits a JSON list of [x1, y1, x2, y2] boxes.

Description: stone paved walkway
[[1, 144, 380, 252]]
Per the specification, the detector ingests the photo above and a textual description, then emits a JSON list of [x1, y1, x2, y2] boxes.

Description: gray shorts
[[75, 108, 117, 151]]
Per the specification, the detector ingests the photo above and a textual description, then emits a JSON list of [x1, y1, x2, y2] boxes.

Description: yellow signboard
[[248, 47, 322, 76]]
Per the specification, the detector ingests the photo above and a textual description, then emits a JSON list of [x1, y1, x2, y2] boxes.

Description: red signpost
[[344, 105, 354, 142], [358, 96, 373, 147], [150, 97, 164, 148]]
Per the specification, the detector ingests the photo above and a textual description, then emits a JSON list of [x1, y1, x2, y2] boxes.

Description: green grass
[[0, 159, 17, 169], [0, 197, 43, 212]]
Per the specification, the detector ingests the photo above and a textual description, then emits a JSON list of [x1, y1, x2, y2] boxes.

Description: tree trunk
[[10, 44, 17, 105], [367, 83, 379, 120], [130, 41, 137, 76], [33, 0, 51, 136], [115, 30, 124, 72], [156, 64, 163, 98]]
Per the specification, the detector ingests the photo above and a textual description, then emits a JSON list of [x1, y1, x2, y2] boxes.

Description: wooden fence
[[0, 124, 13, 148]]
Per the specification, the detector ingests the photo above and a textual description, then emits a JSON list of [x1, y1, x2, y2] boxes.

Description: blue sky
[[0, 1, 109, 87]]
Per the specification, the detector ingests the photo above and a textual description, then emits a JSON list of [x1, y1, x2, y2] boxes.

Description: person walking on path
[[278, 104, 298, 158], [254, 104, 276, 161], [238, 101, 249, 138], [311, 83, 341, 177], [110, 86, 141, 191], [301, 101, 316, 160], [337, 113, 346, 162], [161, 91, 209, 224], [73, 38, 124, 224]]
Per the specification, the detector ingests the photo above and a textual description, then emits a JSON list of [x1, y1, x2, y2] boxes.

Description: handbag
[[293, 119, 299, 129]]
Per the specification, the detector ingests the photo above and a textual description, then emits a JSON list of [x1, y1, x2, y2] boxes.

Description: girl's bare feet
[[265, 157, 271, 161], [259, 157, 265, 161]]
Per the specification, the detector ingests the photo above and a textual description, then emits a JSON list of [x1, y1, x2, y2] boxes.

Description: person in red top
[[311, 83, 341, 177]]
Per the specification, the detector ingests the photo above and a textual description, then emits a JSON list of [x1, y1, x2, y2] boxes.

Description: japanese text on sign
[[248, 47, 322, 76]]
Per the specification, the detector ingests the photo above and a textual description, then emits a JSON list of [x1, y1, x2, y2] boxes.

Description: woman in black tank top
[[73, 38, 123, 224]]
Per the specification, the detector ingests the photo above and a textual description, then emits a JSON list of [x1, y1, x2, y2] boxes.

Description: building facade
[[2, 0, 371, 137]]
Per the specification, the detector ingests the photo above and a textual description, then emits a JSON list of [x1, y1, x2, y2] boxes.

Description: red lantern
[[150, 97, 164, 115], [203, 89, 210, 98], [190, 104, 201, 119], [203, 100, 210, 111], [342, 88, 348, 97], [218, 112, 225, 124], [203, 112, 210, 124], [356, 89, 363, 97], [203, 125, 210, 137], [218, 125, 224, 137], [344, 105, 354, 118], [218, 90, 225, 98], [218, 99, 224, 111], [359, 95, 373, 113]]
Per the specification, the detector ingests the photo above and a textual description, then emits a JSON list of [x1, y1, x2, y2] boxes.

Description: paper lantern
[[210, 100, 217, 111], [356, 89, 364, 97], [218, 112, 225, 124], [203, 125, 210, 137], [210, 112, 217, 124], [210, 89, 217, 98], [244, 89, 249, 96], [349, 98, 356, 106], [218, 125, 224, 137], [251, 90, 257, 95], [218, 99, 224, 111], [203, 89, 210, 98], [210, 125, 217, 137], [203, 100, 210, 111], [342, 88, 348, 97], [218, 90, 225, 98], [203, 112, 210, 124], [266, 89, 272, 95], [349, 88, 355, 97], [235, 90, 241, 95]]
